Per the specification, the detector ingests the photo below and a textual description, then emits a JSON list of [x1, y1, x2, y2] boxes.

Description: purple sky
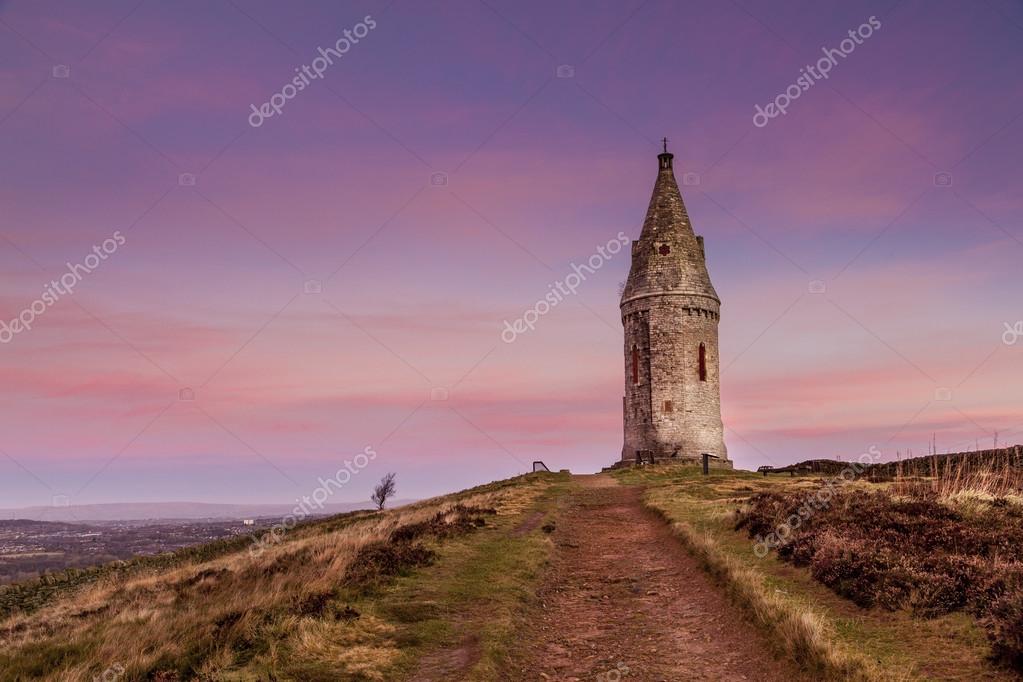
[[1, 0, 1022, 508]]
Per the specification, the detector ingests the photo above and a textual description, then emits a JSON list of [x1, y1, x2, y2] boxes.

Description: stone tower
[[619, 144, 730, 467]]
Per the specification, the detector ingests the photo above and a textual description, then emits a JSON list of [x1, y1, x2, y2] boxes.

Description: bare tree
[[371, 472, 397, 510]]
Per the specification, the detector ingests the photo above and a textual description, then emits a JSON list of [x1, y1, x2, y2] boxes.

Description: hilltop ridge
[[3, 466, 1019, 680]]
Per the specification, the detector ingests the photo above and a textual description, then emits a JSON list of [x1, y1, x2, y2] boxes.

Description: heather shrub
[[968, 562, 1023, 612], [986, 585, 1023, 668], [345, 506, 493, 591], [905, 554, 976, 616], [807, 534, 911, 609], [737, 485, 1023, 670]]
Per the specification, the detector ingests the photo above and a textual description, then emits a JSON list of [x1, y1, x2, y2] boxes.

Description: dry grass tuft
[[892, 463, 1023, 502]]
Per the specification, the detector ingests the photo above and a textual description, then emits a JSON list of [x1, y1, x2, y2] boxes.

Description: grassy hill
[[2, 464, 1020, 681], [0, 473, 568, 681]]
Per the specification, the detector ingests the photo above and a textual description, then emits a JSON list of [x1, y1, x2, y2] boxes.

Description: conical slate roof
[[620, 151, 719, 305]]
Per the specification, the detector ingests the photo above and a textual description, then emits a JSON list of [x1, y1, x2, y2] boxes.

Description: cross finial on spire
[[657, 138, 673, 169]]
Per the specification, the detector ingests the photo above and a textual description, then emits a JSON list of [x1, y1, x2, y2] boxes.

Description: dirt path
[[507, 475, 799, 681]]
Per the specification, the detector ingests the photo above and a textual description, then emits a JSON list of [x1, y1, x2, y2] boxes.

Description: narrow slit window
[[698, 343, 707, 381], [632, 345, 639, 384], [663, 400, 673, 413]]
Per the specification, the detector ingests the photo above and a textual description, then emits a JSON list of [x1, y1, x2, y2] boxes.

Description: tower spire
[[621, 145, 718, 304], [661, 136, 668, 153]]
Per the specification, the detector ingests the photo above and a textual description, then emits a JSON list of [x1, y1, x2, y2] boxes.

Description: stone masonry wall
[[622, 293, 727, 463]]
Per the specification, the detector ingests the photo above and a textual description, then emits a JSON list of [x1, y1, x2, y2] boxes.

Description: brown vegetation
[[344, 505, 495, 591], [737, 481, 1023, 670]]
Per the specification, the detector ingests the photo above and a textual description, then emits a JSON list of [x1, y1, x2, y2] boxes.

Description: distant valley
[[0, 499, 415, 584]]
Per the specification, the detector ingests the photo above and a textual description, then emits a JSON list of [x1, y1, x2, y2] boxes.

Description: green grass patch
[[371, 473, 570, 681]]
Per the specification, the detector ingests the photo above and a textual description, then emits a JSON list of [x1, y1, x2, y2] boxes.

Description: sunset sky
[[1, 0, 1021, 508]]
